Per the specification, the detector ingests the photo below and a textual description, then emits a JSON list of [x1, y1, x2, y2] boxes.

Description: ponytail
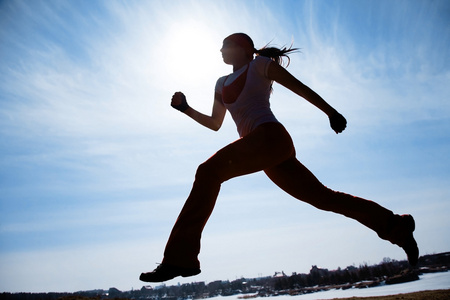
[[255, 44, 299, 67]]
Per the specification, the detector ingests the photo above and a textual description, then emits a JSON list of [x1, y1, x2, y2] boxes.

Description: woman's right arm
[[267, 62, 347, 134], [171, 91, 226, 131]]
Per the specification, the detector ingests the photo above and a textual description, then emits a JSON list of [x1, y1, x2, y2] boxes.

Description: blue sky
[[1, 0, 449, 293]]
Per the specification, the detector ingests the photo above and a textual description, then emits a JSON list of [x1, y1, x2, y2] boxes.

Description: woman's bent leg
[[264, 156, 418, 265], [162, 123, 295, 269]]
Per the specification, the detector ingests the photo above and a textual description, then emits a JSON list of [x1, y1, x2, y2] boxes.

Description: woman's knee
[[195, 160, 223, 183]]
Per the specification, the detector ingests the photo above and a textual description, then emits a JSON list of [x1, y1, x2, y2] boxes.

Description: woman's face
[[220, 40, 246, 65]]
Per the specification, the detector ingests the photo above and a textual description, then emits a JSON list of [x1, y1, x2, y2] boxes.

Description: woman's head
[[221, 33, 256, 67], [223, 33, 256, 59], [221, 33, 298, 67]]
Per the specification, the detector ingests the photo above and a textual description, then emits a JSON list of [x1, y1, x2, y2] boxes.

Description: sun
[[161, 21, 226, 89]]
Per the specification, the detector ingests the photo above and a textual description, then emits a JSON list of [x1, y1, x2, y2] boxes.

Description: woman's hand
[[171, 92, 190, 112], [329, 112, 347, 134]]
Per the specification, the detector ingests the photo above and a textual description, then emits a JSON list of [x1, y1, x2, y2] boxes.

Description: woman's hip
[[201, 122, 295, 181]]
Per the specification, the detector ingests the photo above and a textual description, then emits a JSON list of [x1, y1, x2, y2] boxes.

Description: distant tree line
[[2, 252, 449, 300]]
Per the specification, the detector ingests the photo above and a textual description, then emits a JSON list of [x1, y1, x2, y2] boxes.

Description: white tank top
[[215, 56, 279, 137]]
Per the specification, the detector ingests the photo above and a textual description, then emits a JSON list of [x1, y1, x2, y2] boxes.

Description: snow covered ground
[[210, 271, 450, 300]]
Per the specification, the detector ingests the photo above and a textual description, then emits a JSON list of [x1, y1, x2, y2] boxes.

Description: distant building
[[273, 271, 287, 277]]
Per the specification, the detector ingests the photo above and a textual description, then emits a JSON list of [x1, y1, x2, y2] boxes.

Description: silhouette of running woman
[[140, 33, 418, 282]]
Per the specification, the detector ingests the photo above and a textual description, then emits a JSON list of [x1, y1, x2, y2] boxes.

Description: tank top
[[215, 56, 279, 137]]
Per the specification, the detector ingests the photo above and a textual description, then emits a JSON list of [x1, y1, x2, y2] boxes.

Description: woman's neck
[[233, 58, 252, 72]]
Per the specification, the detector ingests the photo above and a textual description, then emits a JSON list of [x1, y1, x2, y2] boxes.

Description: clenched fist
[[329, 112, 347, 134], [171, 92, 190, 112]]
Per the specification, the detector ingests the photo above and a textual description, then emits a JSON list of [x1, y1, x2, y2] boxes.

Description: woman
[[140, 33, 418, 282]]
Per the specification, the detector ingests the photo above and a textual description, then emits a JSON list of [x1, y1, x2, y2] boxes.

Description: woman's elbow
[[211, 123, 221, 131], [209, 120, 222, 131]]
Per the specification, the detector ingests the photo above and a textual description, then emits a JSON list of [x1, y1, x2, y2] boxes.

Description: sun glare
[[161, 21, 225, 89]]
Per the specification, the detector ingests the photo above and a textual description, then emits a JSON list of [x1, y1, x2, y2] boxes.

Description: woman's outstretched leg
[[264, 156, 418, 265]]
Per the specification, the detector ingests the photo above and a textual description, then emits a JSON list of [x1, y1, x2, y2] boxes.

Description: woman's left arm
[[267, 61, 346, 133]]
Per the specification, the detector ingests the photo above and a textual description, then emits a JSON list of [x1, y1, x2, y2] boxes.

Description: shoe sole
[[181, 269, 201, 277]]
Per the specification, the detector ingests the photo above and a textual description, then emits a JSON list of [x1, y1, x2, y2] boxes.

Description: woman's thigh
[[201, 123, 295, 182], [264, 156, 330, 203]]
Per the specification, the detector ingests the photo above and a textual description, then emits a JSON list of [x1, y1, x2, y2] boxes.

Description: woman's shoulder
[[215, 75, 228, 93], [216, 75, 228, 85], [252, 56, 273, 78]]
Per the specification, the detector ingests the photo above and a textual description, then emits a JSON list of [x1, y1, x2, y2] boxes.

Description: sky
[[0, 0, 449, 293]]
